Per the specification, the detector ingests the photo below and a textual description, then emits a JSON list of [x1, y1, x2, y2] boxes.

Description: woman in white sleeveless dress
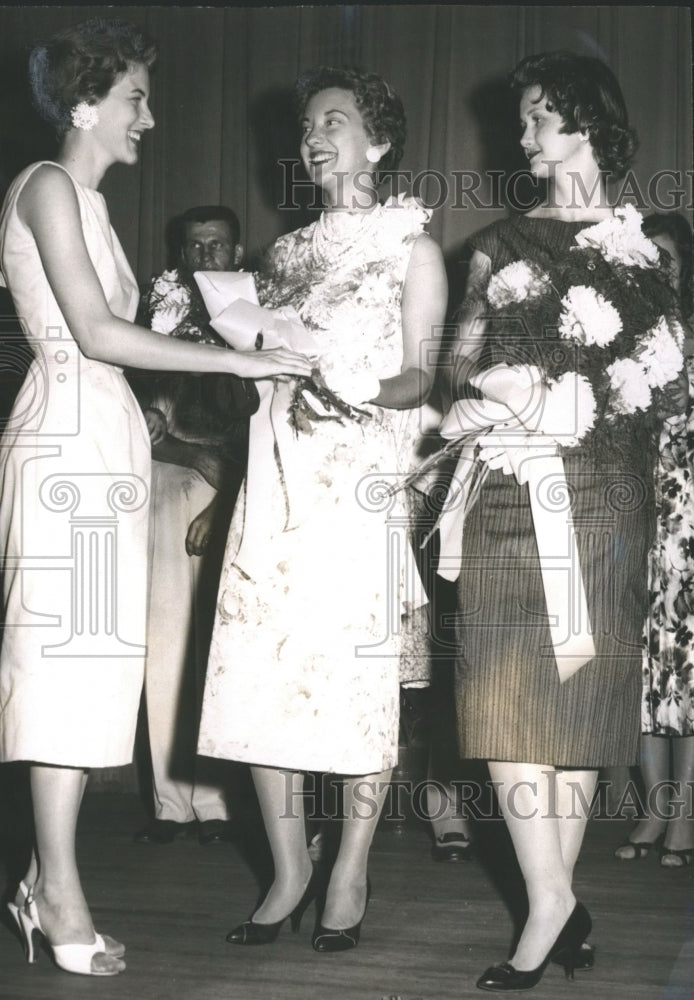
[[0, 19, 310, 977]]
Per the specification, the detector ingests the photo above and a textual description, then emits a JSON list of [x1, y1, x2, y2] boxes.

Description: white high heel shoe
[[6, 878, 28, 932], [7, 880, 125, 960], [17, 888, 124, 976]]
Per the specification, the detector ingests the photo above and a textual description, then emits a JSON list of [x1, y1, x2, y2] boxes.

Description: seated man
[[133, 205, 256, 845]]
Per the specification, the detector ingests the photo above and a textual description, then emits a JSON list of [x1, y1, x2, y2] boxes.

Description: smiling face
[[300, 87, 390, 207], [91, 62, 155, 166], [180, 220, 240, 274], [519, 85, 591, 178]]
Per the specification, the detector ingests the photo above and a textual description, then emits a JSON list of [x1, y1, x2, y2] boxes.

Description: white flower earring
[[70, 102, 100, 131], [366, 147, 382, 163]]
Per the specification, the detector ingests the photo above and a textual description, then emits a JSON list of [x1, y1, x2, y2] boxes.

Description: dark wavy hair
[[28, 18, 156, 136], [642, 212, 693, 318], [294, 66, 406, 173], [510, 51, 637, 178]]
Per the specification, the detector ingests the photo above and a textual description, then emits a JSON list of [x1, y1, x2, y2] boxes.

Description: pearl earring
[[366, 148, 382, 163], [71, 102, 99, 131]]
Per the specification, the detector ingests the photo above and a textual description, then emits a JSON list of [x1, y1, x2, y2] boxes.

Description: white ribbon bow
[[437, 364, 595, 683], [194, 270, 317, 354]]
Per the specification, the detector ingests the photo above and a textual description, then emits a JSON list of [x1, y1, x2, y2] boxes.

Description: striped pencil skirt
[[454, 453, 653, 767]]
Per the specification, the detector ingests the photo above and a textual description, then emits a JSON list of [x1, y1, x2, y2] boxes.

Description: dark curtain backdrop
[[0, 4, 690, 295]]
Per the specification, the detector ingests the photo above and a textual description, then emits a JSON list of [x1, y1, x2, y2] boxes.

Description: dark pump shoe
[[431, 832, 474, 862], [227, 869, 320, 945], [198, 819, 234, 845], [312, 879, 372, 953], [476, 902, 592, 991], [133, 819, 189, 844]]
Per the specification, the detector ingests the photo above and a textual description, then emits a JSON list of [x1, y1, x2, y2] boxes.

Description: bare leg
[[15, 763, 86, 906], [321, 769, 391, 930], [664, 736, 694, 852], [623, 734, 670, 844], [488, 762, 595, 972], [426, 778, 472, 842], [250, 766, 312, 924], [28, 765, 123, 974], [555, 769, 598, 877]]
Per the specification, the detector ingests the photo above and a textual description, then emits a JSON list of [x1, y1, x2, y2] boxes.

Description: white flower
[[558, 285, 622, 347], [151, 304, 186, 335], [535, 373, 597, 447], [574, 204, 660, 268], [636, 316, 684, 389], [384, 192, 433, 226], [150, 277, 191, 335], [669, 316, 687, 349], [151, 269, 186, 299], [379, 197, 430, 255], [487, 261, 551, 309], [70, 101, 100, 131], [607, 357, 653, 413]]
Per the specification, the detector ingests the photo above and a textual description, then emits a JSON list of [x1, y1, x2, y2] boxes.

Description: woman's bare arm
[[373, 232, 448, 409], [449, 249, 491, 398], [18, 165, 312, 380]]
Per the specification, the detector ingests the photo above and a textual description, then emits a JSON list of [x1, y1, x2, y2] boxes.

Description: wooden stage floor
[[0, 787, 692, 1000]]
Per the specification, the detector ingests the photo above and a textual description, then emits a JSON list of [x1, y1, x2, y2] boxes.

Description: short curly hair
[[293, 66, 406, 174], [29, 18, 157, 136], [510, 51, 637, 179]]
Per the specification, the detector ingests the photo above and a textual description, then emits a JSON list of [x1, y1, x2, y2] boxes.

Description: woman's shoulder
[[379, 195, 432, 244], [12, 162, 82, 214], [269, 222, 316, 255], [1, 163, 81, 241], [12, 161, 76, 194], [467, 216, 520, 259], [405, 231, 444, 275], [261, 221, 316, 275]]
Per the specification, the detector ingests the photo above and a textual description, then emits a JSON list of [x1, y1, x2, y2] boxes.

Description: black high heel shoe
[[552, 938, 595, 972], [476, 901, 592, 991], [312, 878, 371, 953], [226, 869, 320, 945]]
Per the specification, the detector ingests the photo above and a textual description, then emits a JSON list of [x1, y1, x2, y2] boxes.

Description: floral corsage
[[146, 269, 220, 345]]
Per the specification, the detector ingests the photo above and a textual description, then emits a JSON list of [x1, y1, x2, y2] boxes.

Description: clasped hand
[[234, 340, 313, 380], [185, 498, 217, 557], [144, 407, 167, 445]]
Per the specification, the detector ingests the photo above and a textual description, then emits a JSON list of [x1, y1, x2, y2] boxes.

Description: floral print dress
[[198, 201, 429, 774], [642, 359, 694, 736]]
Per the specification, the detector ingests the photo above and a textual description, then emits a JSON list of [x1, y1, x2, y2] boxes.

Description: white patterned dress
[[642, 359, 694, 735], [198, 203, 429, 774]]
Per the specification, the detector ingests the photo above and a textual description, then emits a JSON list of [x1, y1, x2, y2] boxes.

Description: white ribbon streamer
[[437, 366, 595, 683]]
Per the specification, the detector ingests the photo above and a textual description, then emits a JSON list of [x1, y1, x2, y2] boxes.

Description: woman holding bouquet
[[442, 52, 685, 990], [0, 19, 310, 977], [198, 67, 446, 951]]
